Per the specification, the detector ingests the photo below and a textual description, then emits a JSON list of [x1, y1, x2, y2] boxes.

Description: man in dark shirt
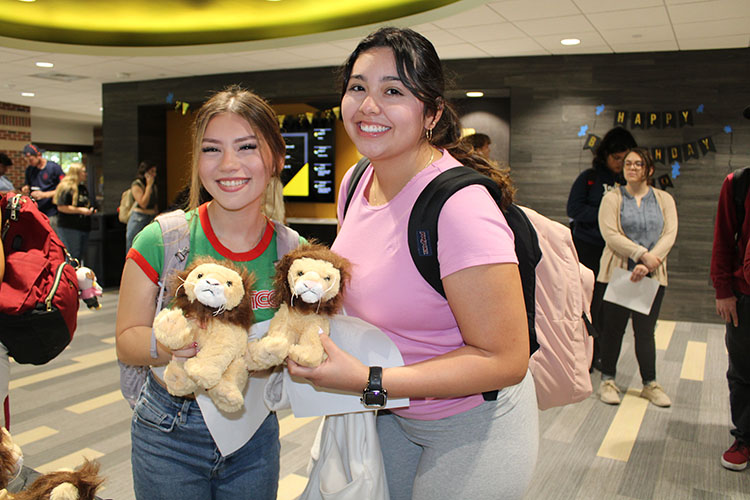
[[20, 143, 64, 227], [711, 105, 750, 471]]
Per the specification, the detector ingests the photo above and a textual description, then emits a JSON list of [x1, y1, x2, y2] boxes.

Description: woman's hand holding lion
[[287, 334, 369, 394]]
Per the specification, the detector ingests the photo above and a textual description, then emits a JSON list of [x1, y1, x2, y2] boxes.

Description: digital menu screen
[[280, 127, 335, 203]]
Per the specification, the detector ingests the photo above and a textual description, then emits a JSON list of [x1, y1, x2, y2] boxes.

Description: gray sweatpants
[[377, 370, 538, 500]]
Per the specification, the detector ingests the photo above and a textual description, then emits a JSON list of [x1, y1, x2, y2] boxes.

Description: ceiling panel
[[514, 15, 596, 37], [0, 0, 747, 123], [487, 0, 581, 21]]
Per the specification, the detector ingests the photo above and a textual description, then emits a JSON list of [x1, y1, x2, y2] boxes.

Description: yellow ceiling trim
[[0, 0, 460, 46]]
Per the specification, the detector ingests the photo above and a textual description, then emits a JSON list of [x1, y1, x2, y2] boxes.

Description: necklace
[[369, 148, 436, 206]]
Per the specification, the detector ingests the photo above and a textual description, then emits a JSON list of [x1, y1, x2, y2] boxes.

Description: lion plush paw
[[163, 361, 198, 396], [245, 336, 290, 371], [208, 382, 244, 413], [184, 356, 224, 389], [288, 342, 327, 368], [153, 308, 192, 350]]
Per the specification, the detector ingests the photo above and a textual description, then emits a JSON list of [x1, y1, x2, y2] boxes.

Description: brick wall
[[0, 101, 31, 189]]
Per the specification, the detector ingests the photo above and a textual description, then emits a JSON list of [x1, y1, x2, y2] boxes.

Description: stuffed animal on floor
[[246, 243, 350, 370], [0, 428, 103, 500], [0, 428, 23, 492], [75, 267, 103, 310], [153, 257, 255, 413]]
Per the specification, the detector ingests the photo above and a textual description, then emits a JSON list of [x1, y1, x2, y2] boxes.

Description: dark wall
[[102, 48, 750, 322]]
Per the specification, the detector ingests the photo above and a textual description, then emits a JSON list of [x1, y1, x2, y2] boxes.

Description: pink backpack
[[520, 206, 594, 410]]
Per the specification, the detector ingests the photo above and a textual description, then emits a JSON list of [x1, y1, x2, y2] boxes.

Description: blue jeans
[[126, 211, 155, 253], [131, 372, 280, 500]]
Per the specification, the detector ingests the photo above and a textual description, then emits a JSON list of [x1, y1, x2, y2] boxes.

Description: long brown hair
[[188, 85, 286, 210], [339, 27, 515, 209]]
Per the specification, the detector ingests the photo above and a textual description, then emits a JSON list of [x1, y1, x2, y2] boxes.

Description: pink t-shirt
[[332, 151, 518, 420]]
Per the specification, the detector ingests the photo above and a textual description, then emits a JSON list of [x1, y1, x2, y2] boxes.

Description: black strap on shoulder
[[407, 167, 540, 353], [732, 167, 750, 239], [342, 157, 371, 219]]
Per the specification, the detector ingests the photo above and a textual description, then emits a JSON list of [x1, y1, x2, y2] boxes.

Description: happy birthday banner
[[577, 104, 734, 190]]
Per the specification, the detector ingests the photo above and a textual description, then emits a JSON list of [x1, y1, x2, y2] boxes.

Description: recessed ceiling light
[[466, 91, 484, 98], [36, 62, 54, 68], [21, 92, 35, 97], [18, 0, 36, 3], [561, 38, 581, 46]]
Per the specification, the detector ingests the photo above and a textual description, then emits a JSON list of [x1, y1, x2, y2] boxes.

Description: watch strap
[[367, 366, 383, 391]]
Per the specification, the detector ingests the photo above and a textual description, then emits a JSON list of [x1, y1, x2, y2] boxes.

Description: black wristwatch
[[361, 366, 388, 408]]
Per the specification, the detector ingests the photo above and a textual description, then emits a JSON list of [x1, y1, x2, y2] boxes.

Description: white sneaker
[[641, 382, 671, 407], [598, 379, 621, 405]]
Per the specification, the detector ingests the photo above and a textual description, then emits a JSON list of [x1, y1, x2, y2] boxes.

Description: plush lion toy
[[0, 428, 103, 500], [246, 243, 350, 370], [153, 257, 255, 413]]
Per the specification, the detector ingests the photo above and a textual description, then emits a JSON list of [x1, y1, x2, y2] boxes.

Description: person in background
[[287, 27, 538, 500], [567, 127, 637, 369], [0, 153, 14, 193], [711, 103, 750, 471], [463, 132, 491, 159], [116, 85, 299, 500], [596, 148, 677, 408], [21, 143, 64, 228], [125, 161, 158, 252], [53, 163, 95, 262]]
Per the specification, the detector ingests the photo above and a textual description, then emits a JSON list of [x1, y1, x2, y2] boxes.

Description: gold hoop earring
[[425, 128, 433, 142]]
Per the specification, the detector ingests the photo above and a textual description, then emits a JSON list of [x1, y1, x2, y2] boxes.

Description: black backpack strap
[[408, 167, 541, 402], [408, 166, 541, 350], [342, 157, 371, 220], [732, 167, 750, 238]]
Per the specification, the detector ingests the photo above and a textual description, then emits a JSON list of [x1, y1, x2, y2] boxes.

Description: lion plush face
[[184, 262, 245, 310], [171, 257, 255, 329], [288, 257, 341, 304], [274, 243, 351, 316]]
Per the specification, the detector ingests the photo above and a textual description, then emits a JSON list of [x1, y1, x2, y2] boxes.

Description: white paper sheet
[[602, 267, 660, 315], [275, 315, 410, 418]]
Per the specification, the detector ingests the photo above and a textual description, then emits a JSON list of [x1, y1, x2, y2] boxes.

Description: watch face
[[363, 390, 387, 408]]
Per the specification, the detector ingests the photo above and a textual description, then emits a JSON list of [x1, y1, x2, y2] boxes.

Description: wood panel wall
[[102, 48, 750, 323]]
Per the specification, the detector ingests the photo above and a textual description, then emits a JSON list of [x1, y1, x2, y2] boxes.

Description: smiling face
[[198, 112, 272, 213], [341, 47, 435, 165]]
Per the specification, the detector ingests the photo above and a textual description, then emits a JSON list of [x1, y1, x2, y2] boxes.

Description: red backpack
[[0, 193, 79, 365]]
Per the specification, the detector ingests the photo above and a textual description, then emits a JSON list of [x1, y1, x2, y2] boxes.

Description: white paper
[[602, 267, 660, 315], [269, 315, 410, 418]]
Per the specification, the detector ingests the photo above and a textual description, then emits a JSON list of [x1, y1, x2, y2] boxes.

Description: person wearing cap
[[21, 143, 65, 225], [0, 153, 14, 193]]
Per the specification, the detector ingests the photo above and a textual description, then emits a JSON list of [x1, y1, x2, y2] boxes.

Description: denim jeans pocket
[[133, 396, 177, 433]]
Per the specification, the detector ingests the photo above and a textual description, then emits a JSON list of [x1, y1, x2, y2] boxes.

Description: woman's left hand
[[630, 263, 649, 282], [286, 334, 368, 394]]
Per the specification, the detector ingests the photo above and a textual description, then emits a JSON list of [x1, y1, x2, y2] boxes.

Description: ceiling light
[[21, 92, 35, 97], [561, 38, 581, 46], [466, 91, 484, 98], [36, 62, 54, 68], [18, 0, 36, 2]]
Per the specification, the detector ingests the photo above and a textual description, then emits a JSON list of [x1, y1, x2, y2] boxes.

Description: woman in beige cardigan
[[596, 147, 678, 407]]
